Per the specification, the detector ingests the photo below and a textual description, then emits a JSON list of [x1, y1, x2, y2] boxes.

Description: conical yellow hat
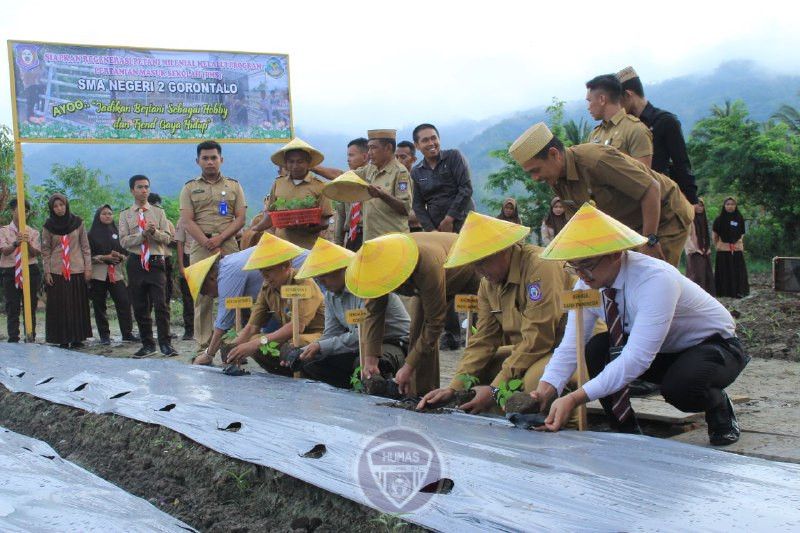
[[540, 203, 647, 261], [184, 252, 220, 302], [322, 171, 372, 202], [242, 232, 305, 271], [295, 238, 355, 279], [270, 137, 325, 167], [443, 211, 530, 269], [345, 233, 419, 298]]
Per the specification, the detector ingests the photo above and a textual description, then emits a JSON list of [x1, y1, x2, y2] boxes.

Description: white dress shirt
[[540, 251, 736, 401]]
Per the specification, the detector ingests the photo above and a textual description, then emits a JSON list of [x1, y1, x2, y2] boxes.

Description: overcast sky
[[1, 0, 798, 136]]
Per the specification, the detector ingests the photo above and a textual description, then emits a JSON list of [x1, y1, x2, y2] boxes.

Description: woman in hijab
[[712, 197, 749, 298], [684, 199, 715, 295], [88, 205, 138, 345], [540, 196, 567, 246], [497, 197, 522, 224], [41, 194, 93, 347]]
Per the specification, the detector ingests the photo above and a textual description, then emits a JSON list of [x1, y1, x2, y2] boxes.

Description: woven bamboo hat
[[322, 171, 372, 202], [509, 122, 554, 165], [270, 137, 325, 167], [242, 232, 305, 271], [345, 233, 419, 298], [539, 203, 647, 261], [443, 211, 530, 269], [295, 238, 355, 279], [183, 252, 220, 302]]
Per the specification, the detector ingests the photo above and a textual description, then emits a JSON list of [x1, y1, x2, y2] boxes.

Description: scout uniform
[[510, 122, 693, 267], [442, 213, 576, 392], [589, 108, 653, 162], [0, 221, 41, 342], [353, 130, 413, 241], [118, 202, 173, 352], [268, 138, 334, 250], [241, 233, 325, 375], [179, 171, 246, 348], [324, 171, 372, 251], [347, 232, 481, 396]]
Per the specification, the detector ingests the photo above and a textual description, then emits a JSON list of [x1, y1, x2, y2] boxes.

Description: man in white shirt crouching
[[531, 203, 749, 445]]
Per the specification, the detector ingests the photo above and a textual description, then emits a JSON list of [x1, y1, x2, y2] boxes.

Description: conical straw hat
[[345, 233, 419, 298], [539, 203, 647, 261], [322, 171, 372, 202], [270, 137, 325, 167], [184, 252, 220, 302], [295, 238, 355, 279], [443, 211, 530, 269], [242, 232, 305, 271]]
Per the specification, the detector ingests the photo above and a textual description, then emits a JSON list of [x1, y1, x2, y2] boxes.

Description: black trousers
[[89, 276, 134, 338], [179, 254, 194, 334], [443, 304, 462, 344], [585, 332, 750, 428], [302, 342, 406, 389], [1, 265, 40, 341], [127, 255, 170, 346]]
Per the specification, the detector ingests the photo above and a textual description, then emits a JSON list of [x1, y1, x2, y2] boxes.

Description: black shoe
[[160, 343, 178, 357], [628, 379, 661, 397], [7, 338, 19, 343], [439, 335, 460, 351], [706, 391, 740, 446], [181, 331, 194, 341], [133, 345, 157, 358], [100, 336, 111, 346], [121, 333, 141, 343], [70, 342, 84, 349], [58, 343, 69, 349]]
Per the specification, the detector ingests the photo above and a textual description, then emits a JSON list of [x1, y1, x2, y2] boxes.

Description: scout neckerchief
[[61, 234, 71, 281], [137, 207, 150, 271], [603, 287, 632, 424], [14, 241, 22, 289], [348, 202, 361, 245], [108, 262, 117, 283]]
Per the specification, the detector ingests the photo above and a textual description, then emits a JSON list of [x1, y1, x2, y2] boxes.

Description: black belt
[[384, 338, 409, 353]]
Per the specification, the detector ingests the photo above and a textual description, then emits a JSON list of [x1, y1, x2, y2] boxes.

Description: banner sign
[[8, 40, 292, 142]]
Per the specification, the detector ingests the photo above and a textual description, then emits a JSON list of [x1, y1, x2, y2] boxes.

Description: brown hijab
[[693, 198, 711, 252], [497, 197, 522, 224], [543, 197, 567, 236]]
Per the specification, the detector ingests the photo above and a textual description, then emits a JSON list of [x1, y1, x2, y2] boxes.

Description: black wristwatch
[[646, 233, 659, 247]]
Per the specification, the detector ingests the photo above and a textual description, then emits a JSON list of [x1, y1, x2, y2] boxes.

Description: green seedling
[[370, 512, 411, 532], [226, 468, 252, 494], [259, 339, 281, 358], [222, 329, 238, 341], [351, 366, 365, 392], [471, 325, 478, 335], [270, 196, 318, 211], [495, 379, 524, 409], [457, 373, 479, 392]]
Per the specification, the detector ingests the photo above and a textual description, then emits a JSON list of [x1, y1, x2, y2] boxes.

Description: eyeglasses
[[563, 257, 604, 277]]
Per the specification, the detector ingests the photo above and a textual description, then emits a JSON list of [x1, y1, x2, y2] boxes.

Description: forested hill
[[19, 60, 800, 206]]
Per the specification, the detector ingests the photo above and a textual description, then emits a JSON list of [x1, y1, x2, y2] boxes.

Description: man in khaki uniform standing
[[419, 212, 576, 413], [346, 232, 481, 396], [252, 138, 333, 250], [179, 140, 247, 350], [586, 74, 653, 167], [510, 122, 693, 267]]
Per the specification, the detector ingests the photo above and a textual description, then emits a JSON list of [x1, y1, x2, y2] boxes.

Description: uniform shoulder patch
[[526, 281, 543, 301], [397, 179, 409, 192]]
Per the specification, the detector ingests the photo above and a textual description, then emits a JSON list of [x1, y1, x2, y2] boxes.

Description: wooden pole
[[13, 140, 33, 342], [235, 308, 242, 332], [291, 296, 300, 346], [575, 310, 588, 431], [357, 324, 365, 378], [464, 311, 473, 346]]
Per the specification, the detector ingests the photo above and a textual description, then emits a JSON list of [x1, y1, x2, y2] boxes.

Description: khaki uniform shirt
[[589, 108, 653, 161], [354, 158, 413, 241], [555, 144, 693, 237], [118, 203, 173, 256], [363, 232, 481, 369], [449, 244, 574, 389], [174, 219, 195, 249], [268, 172, 334, 249], [248, 269, 326, 335], [179, 174, 246, 253], [163, 218, 175, 258], [41, 225, 91, 275], [0, 222, 40, 268]]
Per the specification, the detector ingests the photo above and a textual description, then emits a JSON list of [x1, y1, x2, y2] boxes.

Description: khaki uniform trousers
[[190, 237, 239, 348]]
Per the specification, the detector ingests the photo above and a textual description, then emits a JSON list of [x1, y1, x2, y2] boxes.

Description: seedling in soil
[[351, 366, 365, 392], [226, 468, 252, 494], [495, 379, 524, 409], [270, 196, 318, 211], [471, 325, 478, 335], [370, 512, 411, 532], [222, 329, 237, 341], [457, 373, 479, 392], [259, 338, 281, 357]]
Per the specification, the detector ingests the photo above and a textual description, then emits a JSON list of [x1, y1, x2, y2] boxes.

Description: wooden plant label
[[224, 296, 253, 309], [560, 289, 602, 311], [281, 285, 312, 299], [455, 294, 479, 312], [346, 309, 368, 325]]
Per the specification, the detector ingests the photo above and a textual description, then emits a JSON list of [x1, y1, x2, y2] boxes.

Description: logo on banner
[[266, 57, 285, 78], [353, 425, 448, 514], [16, 45, 40, 71]]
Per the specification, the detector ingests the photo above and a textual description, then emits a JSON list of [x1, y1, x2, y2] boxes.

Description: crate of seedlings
[[268, 196, 322, 228]]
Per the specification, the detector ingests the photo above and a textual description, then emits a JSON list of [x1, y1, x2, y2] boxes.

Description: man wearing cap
[[586, 74, 653, 167], [333, 138, 370, 251], [531, 204, 749, 445], [347, 232, 481, 396], [226, 234, 325, 375], [188, 243, 310, 366], [294, 238, 410, 388], [418, 212, 576, 414], [510, 122, 693, 267], [251, 138, 333, 250], [316, 129, 413, 241], [617, 66, 699, 205], [180, 140, 247, 352]]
